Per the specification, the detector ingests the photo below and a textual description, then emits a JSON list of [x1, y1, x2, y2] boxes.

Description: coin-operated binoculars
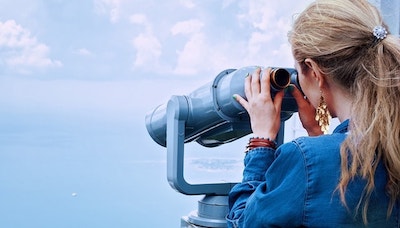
[[145, 66, 301, 227]]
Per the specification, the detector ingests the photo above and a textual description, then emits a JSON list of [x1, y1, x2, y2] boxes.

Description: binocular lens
[[270, 68, 291, 91]]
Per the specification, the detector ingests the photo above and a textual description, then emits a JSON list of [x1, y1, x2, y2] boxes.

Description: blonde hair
[[288, 0, 400, 224]]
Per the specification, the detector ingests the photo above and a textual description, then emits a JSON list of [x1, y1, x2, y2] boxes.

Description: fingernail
[[245, 73, 250, 78], [232, 94, 237, 100]]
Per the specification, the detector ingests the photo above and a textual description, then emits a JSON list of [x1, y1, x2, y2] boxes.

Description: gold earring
[[315, 93, 331, 134]]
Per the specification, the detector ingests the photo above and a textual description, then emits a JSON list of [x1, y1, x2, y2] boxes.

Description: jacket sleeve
[[226, 142, 307, 228]]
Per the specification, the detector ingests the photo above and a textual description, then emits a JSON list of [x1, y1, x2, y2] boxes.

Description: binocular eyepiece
[[145, 66, 302, 148], [270, 68, 295, 91]]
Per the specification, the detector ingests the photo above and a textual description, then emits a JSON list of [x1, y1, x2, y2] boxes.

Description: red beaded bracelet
[[245, 137, 277, 153]]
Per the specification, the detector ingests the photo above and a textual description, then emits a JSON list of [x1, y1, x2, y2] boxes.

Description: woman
[[227, 0, 400, 227]]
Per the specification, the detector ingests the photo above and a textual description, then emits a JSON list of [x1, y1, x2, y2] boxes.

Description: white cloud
[[222, 0, 235, 9], [171, 19, 204, 36], [6, 43, 61, 67], [74, 48, 92, 56], [129, 13, 147, 25], [172, 32, 242, 76], [179, 0, 196, 9], [173, 33, 207, 75], [248, 3, 277, 31], [169, 1, 307, 77], [97, 0, 313, 77], [233, 0, 314, 68], [129, 13, 152, 34], [130, 13, 163, 69], [132, 33, 162, 68], [0, 20, 62, 71], [94, 0, 122, 23], [0, 21, 36, 48], [171, 19, 232, 75], [247, 31, 273, 55]]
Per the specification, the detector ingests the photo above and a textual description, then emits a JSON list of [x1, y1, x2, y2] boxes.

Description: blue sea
[[0, 108, 244, 227]]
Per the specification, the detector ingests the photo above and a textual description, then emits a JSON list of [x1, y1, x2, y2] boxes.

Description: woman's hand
[[233, 68, 284, 140], [289, 85, 323, 136]]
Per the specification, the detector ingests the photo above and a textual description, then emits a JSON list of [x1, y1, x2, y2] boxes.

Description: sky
[[0, 0, 390, 227]]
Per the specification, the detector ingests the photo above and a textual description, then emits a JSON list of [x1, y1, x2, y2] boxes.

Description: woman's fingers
[[289, 85, 323, 136], [244, 72, 252, 100], [236, 67, 283, 112], [273, 90, 284, 111], [260, 68, 272, 101], [290, 85, 307, 107], [233, 94, 249, 111], [250, 67, 262, 95], [233, 67, 284, 139]]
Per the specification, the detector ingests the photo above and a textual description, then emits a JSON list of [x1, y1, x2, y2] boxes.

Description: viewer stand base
[[180, 195, 228, 228]]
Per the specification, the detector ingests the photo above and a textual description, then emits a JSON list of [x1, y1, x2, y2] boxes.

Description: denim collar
[[333, 119, 350, 134]]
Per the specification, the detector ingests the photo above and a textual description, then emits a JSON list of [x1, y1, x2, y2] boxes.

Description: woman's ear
[[303, 58, 314, 70], [304, 58, 325, 88]]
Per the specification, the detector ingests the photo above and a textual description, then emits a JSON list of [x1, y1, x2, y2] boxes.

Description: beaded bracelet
[[245, 137, 277, 153]]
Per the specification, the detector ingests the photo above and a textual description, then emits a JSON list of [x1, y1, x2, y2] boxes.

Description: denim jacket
[[227, 120, 399, 227]]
